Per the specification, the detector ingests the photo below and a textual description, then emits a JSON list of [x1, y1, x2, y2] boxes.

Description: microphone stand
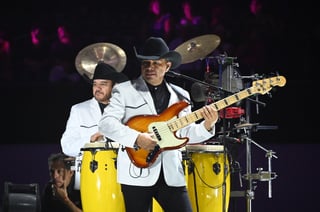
[[166, 71, 223, 92]]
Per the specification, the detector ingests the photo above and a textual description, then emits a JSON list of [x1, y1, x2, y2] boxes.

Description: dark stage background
[[0, 0, 318, 211]]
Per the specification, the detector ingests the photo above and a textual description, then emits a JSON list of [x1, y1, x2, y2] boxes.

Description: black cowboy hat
[[134, 37, 182, 69], [93, 62, 128, 83]]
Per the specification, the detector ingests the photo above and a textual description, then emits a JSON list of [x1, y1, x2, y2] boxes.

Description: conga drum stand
[[231, 117, 278, 212], [230, 90, 278, 212], [240, 133, 278, 212]]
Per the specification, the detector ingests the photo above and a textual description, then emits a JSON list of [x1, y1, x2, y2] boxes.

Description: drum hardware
[[219, 107, 245, 119], [238, 74, 262, 80], [231, 79, 281, 211], [63, 156, 76, 169], [207, 54, 238, 66], [242, 167, 277, 182], [216, 135, 241, 144], [105, 140, 119, 149], [231, 129, 278, 212], [213, 161, 221, 175], [80, 147, 101, 173], [235, 122, 260, 130], [230, 160, 243, 188], [73, 153, 83, 190], [216, 54, 242, 94], [90, 159, 98, 173], [75, 154, 82, 173], [243, 136, 277, 197]]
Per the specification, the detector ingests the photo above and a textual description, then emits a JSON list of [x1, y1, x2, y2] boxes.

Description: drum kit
[[73, 35, 279, 212]]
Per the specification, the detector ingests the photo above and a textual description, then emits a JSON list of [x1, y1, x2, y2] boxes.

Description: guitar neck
[[167, 87, 256, 131]]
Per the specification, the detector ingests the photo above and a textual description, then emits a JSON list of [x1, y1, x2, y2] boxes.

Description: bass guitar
[[125, 75, 286, 168]]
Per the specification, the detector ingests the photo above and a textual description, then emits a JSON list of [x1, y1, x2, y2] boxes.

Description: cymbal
[[174, 34, 221, 64], [75, 42, 127, 80], [234, 122, 259, 129]]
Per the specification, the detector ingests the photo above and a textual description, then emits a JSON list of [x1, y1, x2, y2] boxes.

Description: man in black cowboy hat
[[99, 37, 219, 212], [61, 62, 128, 158]]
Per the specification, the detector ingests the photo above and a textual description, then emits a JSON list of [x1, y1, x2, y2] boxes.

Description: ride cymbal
[[174, 34, 221, 64], [75, 42, 127, 80]]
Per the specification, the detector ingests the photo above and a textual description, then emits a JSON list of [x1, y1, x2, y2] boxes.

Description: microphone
[[216, 135, 241, 144], [166, 71, 181, 78], [191, 82, 208, 102]]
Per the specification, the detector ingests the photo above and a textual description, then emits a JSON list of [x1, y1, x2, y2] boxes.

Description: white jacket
[[61, 97, 102, 157]]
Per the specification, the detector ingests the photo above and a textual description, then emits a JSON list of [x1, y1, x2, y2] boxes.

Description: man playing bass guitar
[[98, 37, 219, 212]]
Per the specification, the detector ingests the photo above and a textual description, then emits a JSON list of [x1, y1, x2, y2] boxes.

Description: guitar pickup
[[152, 126, 162, 141]]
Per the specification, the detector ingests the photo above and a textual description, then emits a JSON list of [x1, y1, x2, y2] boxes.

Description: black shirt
[[147, 81, 170, 114], [41, 181, 82, 212]]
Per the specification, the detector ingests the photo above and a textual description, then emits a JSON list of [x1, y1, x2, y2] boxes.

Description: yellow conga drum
[[80, 142, 125, 212], [152, 198, 163, 212], [186, 144, 230, 212]]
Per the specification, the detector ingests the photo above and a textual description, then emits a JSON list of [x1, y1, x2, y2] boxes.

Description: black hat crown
[[134, 37, 181, 69], [93, 62, 128, 83]]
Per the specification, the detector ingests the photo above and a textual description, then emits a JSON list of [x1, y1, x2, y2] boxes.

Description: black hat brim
[[135, 50, 182, 69]]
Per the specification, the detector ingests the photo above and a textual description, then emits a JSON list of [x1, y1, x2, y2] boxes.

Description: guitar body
[[125, 101, 189, 168]]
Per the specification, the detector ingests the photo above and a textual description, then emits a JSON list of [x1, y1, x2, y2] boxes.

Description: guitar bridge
[[146, 145, 160, 163]]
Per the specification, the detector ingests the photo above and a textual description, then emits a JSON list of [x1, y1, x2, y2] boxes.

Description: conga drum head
[[186, 144, 224, 153]]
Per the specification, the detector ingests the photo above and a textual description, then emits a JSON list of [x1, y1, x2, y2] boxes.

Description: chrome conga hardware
[[242, 167, 278, 181]]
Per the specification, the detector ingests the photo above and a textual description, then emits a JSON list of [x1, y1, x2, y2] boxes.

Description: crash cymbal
[[75, 42, 127, 79], [234, 122, 259, 129], [174, 34, 221, 64]]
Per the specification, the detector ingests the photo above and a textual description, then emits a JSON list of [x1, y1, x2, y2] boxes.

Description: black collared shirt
[[99, 102, 108, 114], [147, 81, 170, 114]]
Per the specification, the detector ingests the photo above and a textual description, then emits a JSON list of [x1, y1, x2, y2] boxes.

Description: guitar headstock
[[252, 75, 286, 95]]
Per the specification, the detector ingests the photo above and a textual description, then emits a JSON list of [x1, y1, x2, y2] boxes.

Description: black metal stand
[[230, 93, 278, 212]]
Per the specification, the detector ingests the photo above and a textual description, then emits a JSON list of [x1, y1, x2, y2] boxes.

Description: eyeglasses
[[50, 168, 67, 176], [141, 60, 167, 68]]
